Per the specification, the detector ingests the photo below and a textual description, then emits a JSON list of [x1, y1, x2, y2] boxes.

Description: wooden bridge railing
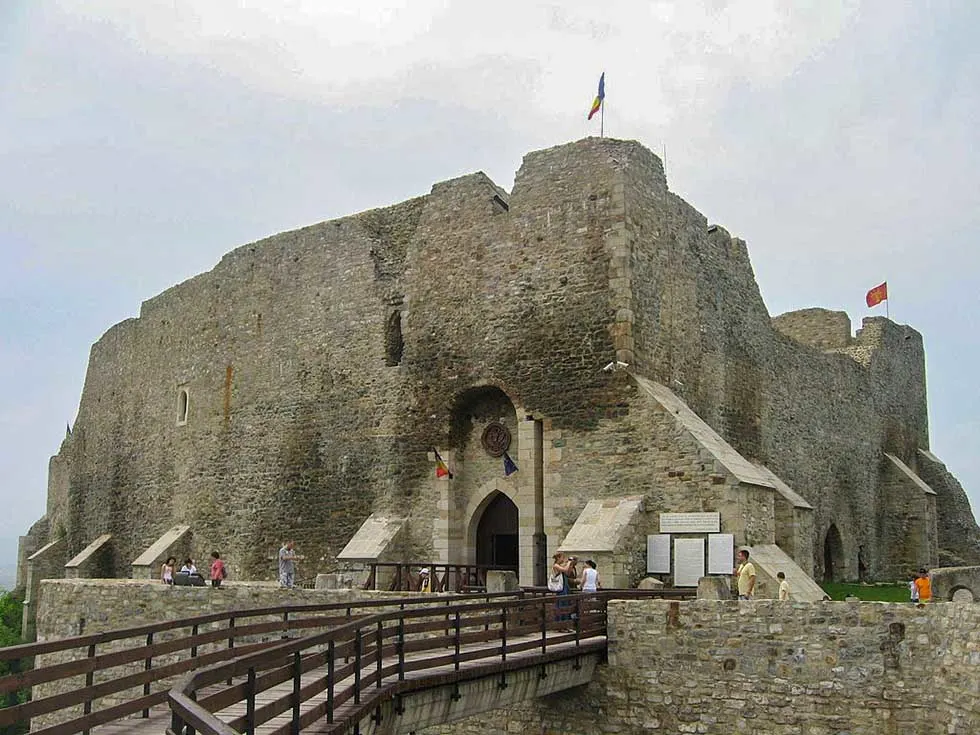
[[168, 589, 693, 735], [0, 590, 523, 735], [363, 563, 517, 593]]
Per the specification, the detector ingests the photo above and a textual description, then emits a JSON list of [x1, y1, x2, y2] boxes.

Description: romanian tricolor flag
[[588, 72, 605, 120], [866, 281, 888, 308], [433, 449, 453, 479]]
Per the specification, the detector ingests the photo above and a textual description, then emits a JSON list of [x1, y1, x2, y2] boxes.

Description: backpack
[[547, 572, 563, 592], [221, 563, 228, 579]]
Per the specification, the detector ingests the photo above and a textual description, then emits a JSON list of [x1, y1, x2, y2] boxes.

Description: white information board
[[707, 533, 735, 575], [659, 512, 720, 534], [673, 538, 705, 587], [646, 534, 671, 574]]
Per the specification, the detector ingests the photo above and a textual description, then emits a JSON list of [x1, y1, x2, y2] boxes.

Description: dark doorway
[[476, 492, 519, 572], [823, 524, 844, 582]]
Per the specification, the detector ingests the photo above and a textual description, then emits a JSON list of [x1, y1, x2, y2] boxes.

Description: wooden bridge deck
[[95, 630, 599, 735]]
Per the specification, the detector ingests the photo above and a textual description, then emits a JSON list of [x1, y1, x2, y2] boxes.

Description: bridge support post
[[291, 651, 301, 735], [245, 666, 256, 735]]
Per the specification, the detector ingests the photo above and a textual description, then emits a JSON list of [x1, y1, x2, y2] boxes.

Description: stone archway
[[823, 524, 845, 582]]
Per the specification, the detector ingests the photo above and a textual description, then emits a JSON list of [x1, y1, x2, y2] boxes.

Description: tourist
[[734, 549, 756, 600], [909, 573, 920, 604], [551, 552, 575, 624], [913, 568, 931, 607], [567, 556, 579, 590], [161, 556, 176, 585], [180, 558, 197, 575], [580, 559, 601, 592], [777, 571, 790, 601], [279, 541, 298, 588], [210, 551, 226, 588], [418, 567, 431, 593]]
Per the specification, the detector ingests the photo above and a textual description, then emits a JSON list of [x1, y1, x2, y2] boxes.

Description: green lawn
[[820, 582, 911, 602]]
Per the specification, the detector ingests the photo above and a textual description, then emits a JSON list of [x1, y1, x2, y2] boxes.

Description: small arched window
[[385, 311, 404, 366], [177, 388, 189, 425]]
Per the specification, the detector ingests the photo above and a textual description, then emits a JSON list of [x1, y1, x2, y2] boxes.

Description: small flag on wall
[[866, 281, 888, 308], [503, 452, 519, 477], [433, 449, 453, 479], [588, 72, 605, 120]]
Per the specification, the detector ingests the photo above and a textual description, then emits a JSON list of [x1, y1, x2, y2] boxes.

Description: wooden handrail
[[168, 589, 691, 735], [0, 590, 527, 735]]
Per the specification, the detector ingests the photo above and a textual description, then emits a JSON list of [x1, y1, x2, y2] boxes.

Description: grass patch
[[821, 582, 911, 602]]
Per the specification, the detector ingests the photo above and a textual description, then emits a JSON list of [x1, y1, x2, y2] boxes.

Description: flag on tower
[[503, 452, 519, 477], [588, 72, 605, 120], [433, 449, 453, 479], [866, 281, 888, 308]]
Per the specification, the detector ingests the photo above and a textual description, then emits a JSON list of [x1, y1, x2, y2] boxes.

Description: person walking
[[913, 568, 931, 607], [279, 541, 298, 588], [210, 552, 227, 588]]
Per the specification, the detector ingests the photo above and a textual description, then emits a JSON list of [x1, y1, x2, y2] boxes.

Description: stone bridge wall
[[426, 598, 980, 735]]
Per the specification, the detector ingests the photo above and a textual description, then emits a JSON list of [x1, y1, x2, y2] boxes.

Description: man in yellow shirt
[[734, 549, 756, 600]]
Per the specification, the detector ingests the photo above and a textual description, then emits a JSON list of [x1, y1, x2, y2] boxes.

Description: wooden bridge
[[1, 588, 692, 735]]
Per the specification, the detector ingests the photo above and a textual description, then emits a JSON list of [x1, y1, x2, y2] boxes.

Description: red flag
[[866, 282, 888, 308], [433, 449, 452, 479]]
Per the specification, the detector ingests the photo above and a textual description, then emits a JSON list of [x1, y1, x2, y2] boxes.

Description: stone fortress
[[17, 137, 980, 603]]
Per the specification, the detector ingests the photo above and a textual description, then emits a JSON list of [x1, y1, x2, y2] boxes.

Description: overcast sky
[[2, 1, 978, 570]]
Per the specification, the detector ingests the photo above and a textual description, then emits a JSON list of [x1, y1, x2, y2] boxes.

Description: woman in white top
[[580, 559, 600, 592]]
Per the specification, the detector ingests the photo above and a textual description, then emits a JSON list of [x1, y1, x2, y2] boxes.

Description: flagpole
[[600, 101, 604, 138]]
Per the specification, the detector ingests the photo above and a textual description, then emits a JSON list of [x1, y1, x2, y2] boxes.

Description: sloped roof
[[885, 453, 937, 495], [559, 496, 644, 553], [633, 376, 775, 489], [338, 513, 407, 560], [751, 463, 813, 509]]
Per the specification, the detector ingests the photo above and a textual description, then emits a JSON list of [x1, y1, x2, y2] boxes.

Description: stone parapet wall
[[772, 308, 852, 351], [424, 599, 980, 735]]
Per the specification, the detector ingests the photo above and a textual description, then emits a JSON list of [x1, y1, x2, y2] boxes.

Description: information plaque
[[707, 533, 735, 575], [659, 512, 720, 534], [673, 538, 705, 587], [646, 534, 671, 574]]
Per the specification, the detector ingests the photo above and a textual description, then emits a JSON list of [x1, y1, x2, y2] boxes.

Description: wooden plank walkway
[[94, 631, 601, 735]]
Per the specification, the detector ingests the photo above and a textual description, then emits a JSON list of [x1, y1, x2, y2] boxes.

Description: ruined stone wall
[[61, 197, 428, 577], [916, 450, 980, 566], [611, 137, 941, 577], [772, 307, 853, 350], [37, 136, 977, 583], [426, 599, 980, 735]]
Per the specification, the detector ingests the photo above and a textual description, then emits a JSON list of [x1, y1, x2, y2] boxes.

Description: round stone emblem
[[481, 422, 511, 457]]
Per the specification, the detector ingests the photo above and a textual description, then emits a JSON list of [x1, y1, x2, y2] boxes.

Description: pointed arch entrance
[[823, 524, 844, 582], [475, 492, 519, 571]]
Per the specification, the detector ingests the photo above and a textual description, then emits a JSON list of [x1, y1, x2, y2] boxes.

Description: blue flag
[[503, 452, 518, 476]]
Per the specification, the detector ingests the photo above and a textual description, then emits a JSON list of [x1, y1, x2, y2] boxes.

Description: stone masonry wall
[[424, 599, 980, 735], [34, 137, 979, 585], [916, 450, 980, 566], [772, 308, 853, 350]]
